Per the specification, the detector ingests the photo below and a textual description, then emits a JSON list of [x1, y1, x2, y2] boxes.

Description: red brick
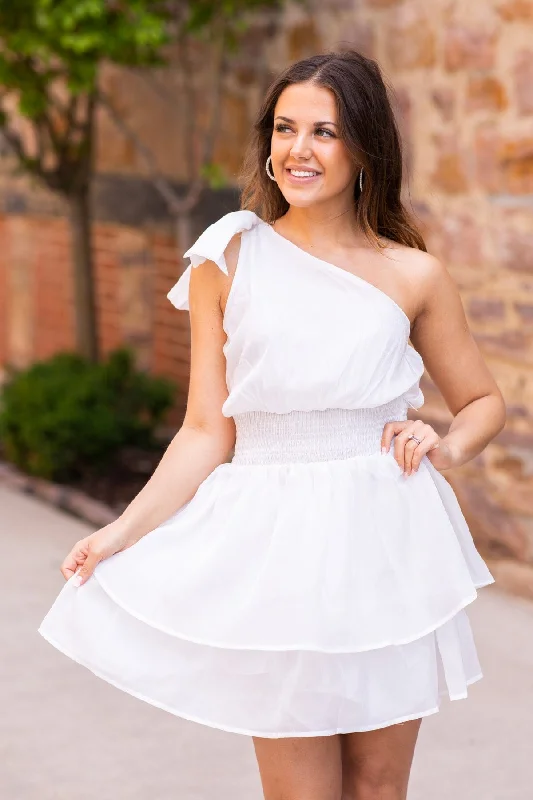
[[152, 239, 181, 256], [153, 354, 188, 374], [156, 276, 180, 292], [364, 0, 403, 7], [152, 232, 177, 249], [1, 209, 192, 396]]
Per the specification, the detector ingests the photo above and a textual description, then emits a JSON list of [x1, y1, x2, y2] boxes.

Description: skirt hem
[[37, 626, 483, 739], [92, 570, 493, 653]]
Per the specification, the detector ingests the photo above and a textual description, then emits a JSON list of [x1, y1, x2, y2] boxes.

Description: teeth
[[290, 170, 318, 177]]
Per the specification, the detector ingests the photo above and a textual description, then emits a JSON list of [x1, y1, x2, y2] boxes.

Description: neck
[[279, 203, 365, 248]]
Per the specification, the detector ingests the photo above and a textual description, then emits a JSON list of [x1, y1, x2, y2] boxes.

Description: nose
[[290, 132, 313, 160]]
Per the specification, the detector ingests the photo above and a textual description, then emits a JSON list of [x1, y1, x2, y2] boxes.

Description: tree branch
[[124, 67, 179, 110], [202, 20, 227, 167], [0, 123, 51, 184], [98, 89, 191, 216], [34, 117, 48, 166], [175, 31, 197, 184]]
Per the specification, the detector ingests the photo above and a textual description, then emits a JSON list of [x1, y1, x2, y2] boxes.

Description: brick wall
[[0, 174, 241, 421], [0, 212, 195, 422]]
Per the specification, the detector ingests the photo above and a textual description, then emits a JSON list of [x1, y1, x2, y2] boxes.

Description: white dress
[[39, 210, 494, 738]]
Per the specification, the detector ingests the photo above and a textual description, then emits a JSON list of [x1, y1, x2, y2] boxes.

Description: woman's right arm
[[62, 253, 236, 586]]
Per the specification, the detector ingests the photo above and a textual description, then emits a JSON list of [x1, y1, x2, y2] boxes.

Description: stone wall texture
[[1, 0, 533, 594]]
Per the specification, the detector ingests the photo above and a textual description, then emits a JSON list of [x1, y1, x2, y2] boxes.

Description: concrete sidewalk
[[1, 484, 532, 799]]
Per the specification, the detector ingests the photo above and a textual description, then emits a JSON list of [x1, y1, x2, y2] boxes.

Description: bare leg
[[252, 734, 343, 800], [340, 719, 422, 800]]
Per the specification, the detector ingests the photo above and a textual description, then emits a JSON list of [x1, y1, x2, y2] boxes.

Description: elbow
[[181, 416, 236, 459], [494, 389, 507, 436]]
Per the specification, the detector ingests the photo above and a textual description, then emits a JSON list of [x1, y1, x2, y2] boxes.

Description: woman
[[39, 51, 505, 799]]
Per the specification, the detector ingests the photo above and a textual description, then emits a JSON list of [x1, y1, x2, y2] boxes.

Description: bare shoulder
[[384, 240, 445, 283], [381, 240, 452, 316]]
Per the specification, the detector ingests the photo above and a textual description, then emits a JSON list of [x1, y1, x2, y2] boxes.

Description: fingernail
[[403, 471, 409, 478], [381, 447, 387, 455], [72, 572, 82, 587]]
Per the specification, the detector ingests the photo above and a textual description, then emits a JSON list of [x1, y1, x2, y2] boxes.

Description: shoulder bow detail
[[167, 210, 261, 310]]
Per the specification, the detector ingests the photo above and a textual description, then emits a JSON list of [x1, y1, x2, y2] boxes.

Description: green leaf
[[18, 89, 48, 118], [200, 162, 227, 190]]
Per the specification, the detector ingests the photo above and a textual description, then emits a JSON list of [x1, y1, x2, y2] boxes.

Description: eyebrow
[[274, 115, 338, 127]]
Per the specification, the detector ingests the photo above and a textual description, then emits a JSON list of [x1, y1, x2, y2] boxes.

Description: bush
[[0, 348, 176, 481]]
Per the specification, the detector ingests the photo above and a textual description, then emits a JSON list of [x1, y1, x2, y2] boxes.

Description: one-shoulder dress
[[39, 210, 494, 737]]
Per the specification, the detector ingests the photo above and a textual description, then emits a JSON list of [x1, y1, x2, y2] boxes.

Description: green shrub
[[0, 348, 176, 481]]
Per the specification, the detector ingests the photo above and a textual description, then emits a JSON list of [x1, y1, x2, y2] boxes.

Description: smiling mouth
[[286, 168, 321, 178]]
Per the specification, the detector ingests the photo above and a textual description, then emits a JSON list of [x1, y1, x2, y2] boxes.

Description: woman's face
[[270, 82, 357, 210]]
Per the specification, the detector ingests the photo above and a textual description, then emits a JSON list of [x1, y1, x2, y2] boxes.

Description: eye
[[316, 128, 335, 138], [274, 123, 292, 133]]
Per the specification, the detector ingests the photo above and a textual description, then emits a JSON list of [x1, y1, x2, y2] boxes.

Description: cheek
[[271, 138, 290, 159], [323, 145, 355, 185]]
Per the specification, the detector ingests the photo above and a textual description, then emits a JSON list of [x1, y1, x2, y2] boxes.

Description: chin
[[279, 188, 323, 208]]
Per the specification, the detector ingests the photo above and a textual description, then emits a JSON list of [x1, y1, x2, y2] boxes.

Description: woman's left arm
[[408, 254, 507, 471]]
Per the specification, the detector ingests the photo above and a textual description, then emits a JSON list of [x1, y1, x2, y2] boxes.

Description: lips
[[284, 167, 322, 184]]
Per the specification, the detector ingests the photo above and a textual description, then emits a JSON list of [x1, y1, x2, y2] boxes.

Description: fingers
[[71, 547, 103, 587], [402, 433, 423, 475], [61, 522, 128, 587], [60, 536, 103, 586], [60, 538, 89, 581], [61, 554, 80, 581], [410, 426, 440, 474], [383, 420, 441, 476], [381, 420, 409, 454]]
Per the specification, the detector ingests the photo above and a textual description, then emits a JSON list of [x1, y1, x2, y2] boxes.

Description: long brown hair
[[240, 50, 426, 251]]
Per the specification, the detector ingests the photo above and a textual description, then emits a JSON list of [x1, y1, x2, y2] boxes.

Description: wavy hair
[[240, 50, 426, 251]]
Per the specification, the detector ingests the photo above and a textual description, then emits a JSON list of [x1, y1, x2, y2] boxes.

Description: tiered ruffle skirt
[[39, 401, 494, 737]]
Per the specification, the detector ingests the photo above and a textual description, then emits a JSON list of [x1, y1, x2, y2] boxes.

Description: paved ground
[[1, 484, 532, 800]]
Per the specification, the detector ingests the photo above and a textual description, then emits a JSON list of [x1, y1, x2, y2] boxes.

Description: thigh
[[340, 719, 422, 800], [252, 734, 343, 800]]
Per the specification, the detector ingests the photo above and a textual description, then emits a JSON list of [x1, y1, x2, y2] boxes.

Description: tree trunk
[[176, 211, 194, 272], [67, 188, 99, 362]]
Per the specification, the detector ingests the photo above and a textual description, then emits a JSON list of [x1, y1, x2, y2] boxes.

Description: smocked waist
[[231, 399, 408, 465]]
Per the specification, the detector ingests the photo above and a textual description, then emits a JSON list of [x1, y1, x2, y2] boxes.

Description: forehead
[[274, 83, 337, 121]]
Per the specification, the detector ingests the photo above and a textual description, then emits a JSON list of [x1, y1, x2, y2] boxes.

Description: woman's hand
[[61, 519, 138, 587], [381, 419, 458, 476]]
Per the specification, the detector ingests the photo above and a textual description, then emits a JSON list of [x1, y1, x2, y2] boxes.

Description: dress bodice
[[168, 210, 425, 417]]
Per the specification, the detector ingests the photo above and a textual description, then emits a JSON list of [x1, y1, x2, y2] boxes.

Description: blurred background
[[0, 1, 532, 798]]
